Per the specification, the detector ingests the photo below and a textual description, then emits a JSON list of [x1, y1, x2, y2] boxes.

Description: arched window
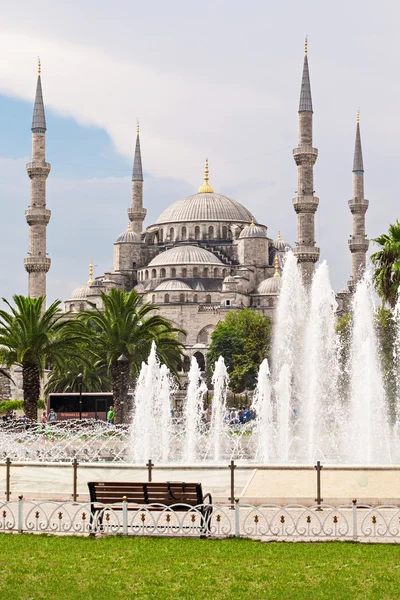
[[170, 227, 175, 241], [193, 267, 198, 277], [159, 229, 164, 242], [228, 228, 233, 240], [145, 270, 149, 279], [222, 226, 228, 239], [164, 294, 169, 303], [195, 226, 200, 240], [208, 226, 214, 239], [151, 269, 156, 279], [180, 293, 185, 303], [268, 298, 274, 307], [161, 268, 166, 278], [203, 267, 209, 277], [181, 226, 187, 240], [222, 268, 227, 278], [79, 303, 85, 311], [198, 328, 209, 344], [171, 268, 176, 277], [69, 304, 75, 312], [152, 294, 155, 304], [205, 294, 211, 303], [194, 351, 205, 371], [193, 294, 198, 303], [213, 268, 219, 278], [182, 268, 187, 278]]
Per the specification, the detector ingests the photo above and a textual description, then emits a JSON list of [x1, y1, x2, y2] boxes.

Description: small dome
[[155, 279, 193, 291], [256, 277, 282, 295], [68, 283, 90, 301], [223, 275, 237, 283], [274, 232, 292, 252], [116, 224, 142, 243], [148, 245, 223, 267], [239, 223, 267, 239]]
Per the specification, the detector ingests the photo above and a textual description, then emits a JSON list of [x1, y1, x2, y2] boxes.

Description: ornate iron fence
[[1, 498, 400, 542]]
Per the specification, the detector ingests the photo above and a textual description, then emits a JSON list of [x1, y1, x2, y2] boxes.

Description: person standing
[[48, 409, 57, 423], [107, 405, 115, 425]]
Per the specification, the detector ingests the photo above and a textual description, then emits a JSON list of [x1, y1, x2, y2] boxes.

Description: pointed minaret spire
[[348, 110, 369, 291], [32, 57, 46, 132], [299, 37, 313, 113], [24, 60, 51, 301], [292, 38, 320, 282], [128, 120, 146, 234]]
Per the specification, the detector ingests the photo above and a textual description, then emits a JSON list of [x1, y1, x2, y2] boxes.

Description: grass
[[0, 535, 400, 599]]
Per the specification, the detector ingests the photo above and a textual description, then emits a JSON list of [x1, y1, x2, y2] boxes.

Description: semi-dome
[[256, 276, 282, 295], [155, 279, 193, 291], [274, 232, 292, 252], [116, 224, 142, 243], [148, 245, 223, 267], [239, 222, 267, 239]]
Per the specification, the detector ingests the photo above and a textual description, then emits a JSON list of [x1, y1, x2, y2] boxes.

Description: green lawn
[[0, 535, 400, 599]]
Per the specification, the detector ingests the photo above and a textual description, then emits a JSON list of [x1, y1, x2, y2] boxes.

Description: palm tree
[[45, 357, 111, 394], [78, 288, 185, 424], [0, 296, 84, 421], [371, 221, 400, 307]]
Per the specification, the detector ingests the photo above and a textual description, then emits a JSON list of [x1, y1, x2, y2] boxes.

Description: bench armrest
[[203, 492, 213, 505]]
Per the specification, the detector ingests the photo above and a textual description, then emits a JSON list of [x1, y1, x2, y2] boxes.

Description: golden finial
[[356, 108, 360, 123], [198, 158, 214, 193], [88, 260, 93, 285], [250, 217, 255, 226], [273, 254, 280, 278], [136, 119, 140, 135], [277, 231, 282, 240], [127, 222, 132, 232], [38, 57, 41, 76], [304, 36, 308, 56]]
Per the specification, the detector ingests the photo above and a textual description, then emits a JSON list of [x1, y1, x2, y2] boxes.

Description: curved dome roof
[[155, 279, 193, 291], [148, 245, 223, 267], [116, 225, 142, 243], [239, 223, 267, 239], [256, 276, 282, 295], [274, 232, 292, 252], [68, 283, 90, 301], [155, 192, 255, 225]]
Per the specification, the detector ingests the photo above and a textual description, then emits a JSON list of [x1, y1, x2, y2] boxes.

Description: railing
[[1, 498, 400, 542]]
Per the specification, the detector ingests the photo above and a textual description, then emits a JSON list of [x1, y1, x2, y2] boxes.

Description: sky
[[0, 0, 398, 303]]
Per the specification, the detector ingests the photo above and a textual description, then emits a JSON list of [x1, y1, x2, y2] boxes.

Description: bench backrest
[[88, 481, 204, 506]]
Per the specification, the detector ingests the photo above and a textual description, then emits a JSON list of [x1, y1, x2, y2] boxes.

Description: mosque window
[[197, 328, 209, 344], [213, 268, 219, 278], [228, 229, 233, 240], [268, 298, 274, 307], [193, 267, 198, 277], [161, 268, 166, 278], [193, 294, 198, 303], [170, 228, 175, 241], [70, 304, 75, 312], [151, 269, 156, 279], [164, 294, 169, 303], [205, 294, 211, 303], [180, 293, 185, 302], [182, 268, 187, 278], [222, 268, 227, 278], [145, 270, 149, 279], [222, 226, 228, 239], [195, 226, 200, 240], [194, 351, 205, 371], [208, 226, 214, 239], [203, 267, 209, 277], [159, 229, 164, 242], [152, 295, 155, 304], [171, 268, 176, 277], [79, 303, 85, 311], [181, 227, 187, 240]]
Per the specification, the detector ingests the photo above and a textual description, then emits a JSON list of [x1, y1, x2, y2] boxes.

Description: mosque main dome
[[155, 192, 254, 225]]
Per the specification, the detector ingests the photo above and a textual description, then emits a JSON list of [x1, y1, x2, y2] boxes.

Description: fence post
[[314, 461, 323, 508], [147, 459, 153, 483], [352, 499, 358, 541], [72, 458, 79, 502], [234, 498, 240, 537], [122, 496, 128, 535], [229, 460, 236, 505], [17, 495, 23, 533], [5, 457, 11, 501]]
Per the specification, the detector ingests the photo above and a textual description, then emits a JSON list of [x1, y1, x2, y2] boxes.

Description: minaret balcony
[[292, 195, 319, 213], [348, 236, 369, 253], [294, 246, 320, 263], [348, 199, 369, 214], [127, 207, 147, 221], [24, 256, 51, 273], [26, 162, 51, 179], [293, 146, 318, 166], [25, 208, 51, 225]]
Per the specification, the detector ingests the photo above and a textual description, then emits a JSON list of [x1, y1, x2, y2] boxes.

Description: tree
[[371, 221, 400, 307], [78, 289, 185, 424], [207, 309, 272, 393], [0, 296, 83, 421], [45, 357, 111, 394]]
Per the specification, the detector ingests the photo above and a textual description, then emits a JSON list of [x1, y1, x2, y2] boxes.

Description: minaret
[[24, 59, 51, 299], [292, 38, 320, 282], [127, 120, 146, 234], [348, 110, 369, 291]]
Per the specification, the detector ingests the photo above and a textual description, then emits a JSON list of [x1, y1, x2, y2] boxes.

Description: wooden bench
[[87, 481, 213, 535]]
